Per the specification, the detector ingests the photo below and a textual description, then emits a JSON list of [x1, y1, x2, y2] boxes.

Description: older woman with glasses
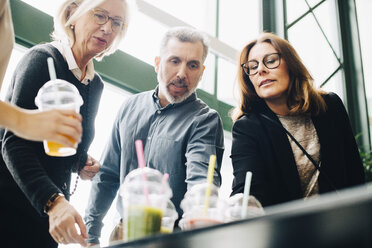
[[230, 32, 365, 208], [0, 0, 130, 247]]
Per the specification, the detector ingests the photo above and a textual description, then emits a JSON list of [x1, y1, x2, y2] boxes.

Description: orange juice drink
[[35, 79, 83, 157], [44, 138, 77, 156]]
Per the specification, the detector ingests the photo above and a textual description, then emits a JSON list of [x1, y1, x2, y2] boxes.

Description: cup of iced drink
[[120, 167, 172, 242], [179, 183, 226, 230], [161, 199, 178, 234], [225, 193, 265, 221], [34, 79, 83, 156]]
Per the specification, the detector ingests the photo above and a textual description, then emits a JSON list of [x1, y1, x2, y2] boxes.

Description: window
[[356, 0, 372, 144], [219, 0, 260, 51], [118, 11, 167, 66], [286, 0, 343, 99], [143, 0, 217, 36]]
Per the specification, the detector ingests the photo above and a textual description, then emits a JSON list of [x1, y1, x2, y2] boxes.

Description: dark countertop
[[101, 183, 372, 248]]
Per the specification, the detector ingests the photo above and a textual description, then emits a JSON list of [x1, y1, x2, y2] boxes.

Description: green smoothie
[[125, 205, 163, 241]]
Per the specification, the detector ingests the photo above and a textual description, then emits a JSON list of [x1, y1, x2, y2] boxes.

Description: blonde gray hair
[[52, 0, 131, 60], [160, 26, 209, 63]]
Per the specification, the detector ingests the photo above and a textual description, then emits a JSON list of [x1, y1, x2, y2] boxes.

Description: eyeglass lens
[[243, 53, 281, 76], [92, 9, 124, 32]]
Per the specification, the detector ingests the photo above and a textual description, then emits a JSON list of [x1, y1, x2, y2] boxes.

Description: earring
[[70, 25, 74, 30]]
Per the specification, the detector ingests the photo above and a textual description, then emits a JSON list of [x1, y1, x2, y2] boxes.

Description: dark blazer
[[231, 93, 365, 207]]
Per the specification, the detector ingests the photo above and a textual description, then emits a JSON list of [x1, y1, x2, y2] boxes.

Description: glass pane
[[0, 46, 26, 100], [307, 0, 324, 8], [285, 0, 309, 25], [288, 14, 340, 87], [143, 0, 217, 37], [356, 0, 372, 144], [119, 12, 167, 65], [217, 57, 237, 106], [312, 0, 341, 58], [320, 69, 344, 102], [198, 53, 215, 94], [219, 0, 260, 50]]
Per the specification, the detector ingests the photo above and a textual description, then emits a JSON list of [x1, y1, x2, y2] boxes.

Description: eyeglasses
[[91, 9, 125, 33], [241, 52, 281, 76]]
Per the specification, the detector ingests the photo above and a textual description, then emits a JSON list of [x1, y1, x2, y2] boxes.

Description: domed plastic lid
[[184, 183, 219, 199], [35, 79, 83, 110], [120, 167, 172, 198]]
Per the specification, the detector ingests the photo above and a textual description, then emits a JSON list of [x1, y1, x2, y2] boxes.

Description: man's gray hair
[[160, 26, 209, 63]]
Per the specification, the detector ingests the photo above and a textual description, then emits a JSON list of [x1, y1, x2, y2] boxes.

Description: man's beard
[[158, 77, 195, 104]]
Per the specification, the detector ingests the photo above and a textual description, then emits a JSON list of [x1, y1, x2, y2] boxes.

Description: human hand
[[86, 243, 99, 247], [48, 196, 88, 246], [14, 108, 82, 146], [80, 155, 100, 180]]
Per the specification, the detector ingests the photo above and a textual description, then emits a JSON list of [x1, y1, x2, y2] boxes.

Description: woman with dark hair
[[231, 32, 365, 207]]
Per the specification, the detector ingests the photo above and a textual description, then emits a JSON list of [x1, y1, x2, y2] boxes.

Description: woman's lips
[[94, 36, 107, 45], [259, 79, 275, 87]]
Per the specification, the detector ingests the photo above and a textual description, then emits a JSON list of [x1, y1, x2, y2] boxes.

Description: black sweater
[[0, 43, 103, 215]]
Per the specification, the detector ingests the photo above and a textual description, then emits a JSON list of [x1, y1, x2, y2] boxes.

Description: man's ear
[[197, 65, 206, 82], [154, 56, 160, 73]]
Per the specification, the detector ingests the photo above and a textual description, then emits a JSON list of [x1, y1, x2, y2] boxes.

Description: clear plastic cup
[[225, 193, 265, 222], [161, 199, 178, 234], [34, 79, 83, 157], [120, 167, 172, 242], [179, 183, 226, 230]]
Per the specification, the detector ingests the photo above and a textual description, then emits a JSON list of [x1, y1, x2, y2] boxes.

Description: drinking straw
[[46, 57, 61, 106], [241, 171, 252, 219], [160, 173, 169, 194], [47, 57, 57, 80], [204, 154, 216, 216], [135, 139, 150, 205]]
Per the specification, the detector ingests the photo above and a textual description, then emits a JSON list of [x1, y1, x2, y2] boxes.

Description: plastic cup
[[34, 79, 83, 157], [120, 167, 172, 242], [179, 183, 226, 230], [225, 193, 265, 222], [161, 199, 178, 234]]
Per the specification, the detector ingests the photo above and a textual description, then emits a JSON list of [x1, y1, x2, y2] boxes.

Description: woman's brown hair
[[231, 32, 327, 121]]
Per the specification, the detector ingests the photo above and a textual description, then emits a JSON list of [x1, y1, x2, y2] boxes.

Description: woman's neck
[[71, 46, 92, 81], [265, 99, 290, 116]]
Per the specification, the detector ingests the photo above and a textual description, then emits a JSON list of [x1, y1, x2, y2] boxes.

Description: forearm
[[185, 114, 224, 188], [2, 130, 61, 214], [85, 174, 120, 243], [0, 101, 23, 132]]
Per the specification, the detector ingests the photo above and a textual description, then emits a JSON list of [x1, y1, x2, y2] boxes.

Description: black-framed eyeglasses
[[241, 52, 281, 76], [91, 9, 125, 33]]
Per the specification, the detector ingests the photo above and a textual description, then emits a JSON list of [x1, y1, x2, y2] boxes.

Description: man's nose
[[177, 64, 187, 79]]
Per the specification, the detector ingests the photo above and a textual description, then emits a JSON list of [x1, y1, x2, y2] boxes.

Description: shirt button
[[157, 110, 161, 114], [148, 136, 151, 140], [62, 182, 67, 190]]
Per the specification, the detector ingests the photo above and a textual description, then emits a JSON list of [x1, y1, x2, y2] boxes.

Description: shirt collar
[[152, 86, 197, 110], [51, 41, 95, 85]]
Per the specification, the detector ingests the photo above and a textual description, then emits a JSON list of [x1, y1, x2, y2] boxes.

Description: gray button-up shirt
[[85, 89, 224, 243]]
